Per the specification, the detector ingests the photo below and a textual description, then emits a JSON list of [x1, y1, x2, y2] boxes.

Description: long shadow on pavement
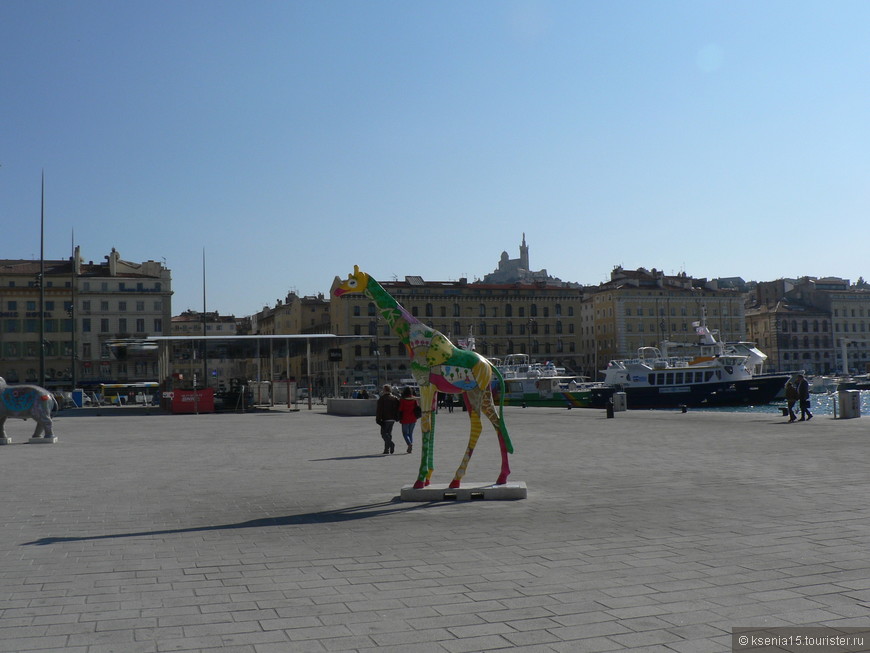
[[22, 499, 444, 546]]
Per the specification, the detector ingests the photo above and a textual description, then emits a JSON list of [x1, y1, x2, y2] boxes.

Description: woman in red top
[[398, 387, 420, 453]]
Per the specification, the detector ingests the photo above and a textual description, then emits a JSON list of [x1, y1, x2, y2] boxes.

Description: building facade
[[746, 277, 870, 375], [169, 310, 240, 390], [581, 267, 747, 376], [327, 274, 586, 387], [0, 248, 171, 388], [246, 292, 331, 388]]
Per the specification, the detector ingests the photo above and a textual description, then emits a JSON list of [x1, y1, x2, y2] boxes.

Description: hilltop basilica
[[481, 234, 577, 287]]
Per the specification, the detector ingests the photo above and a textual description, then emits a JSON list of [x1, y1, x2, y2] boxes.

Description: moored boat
[[493, 354, 614, 408], [601, 320, 791, 409]]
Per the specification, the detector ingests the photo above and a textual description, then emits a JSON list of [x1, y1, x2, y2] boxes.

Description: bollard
[[681, 405, 687, 413], [606, 401, 614, 419]]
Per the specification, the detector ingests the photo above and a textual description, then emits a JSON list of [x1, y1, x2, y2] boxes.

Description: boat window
[[648, 374, 656, 385], [705, 371, 714, 382], [666, 373, 673, 385], [675, 372, 683, 384]]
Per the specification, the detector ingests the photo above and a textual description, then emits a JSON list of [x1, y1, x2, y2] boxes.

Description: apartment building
[[581, 267, 747, 377], [746, 277, 870, 375], [170, 310, 240, 389], [246, 292, 331, 386], [327, 274, 586, 387], [0, 247, 171, 387]]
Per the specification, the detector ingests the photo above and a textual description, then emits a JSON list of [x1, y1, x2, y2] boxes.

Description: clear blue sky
[[3, 1, 869, 316]]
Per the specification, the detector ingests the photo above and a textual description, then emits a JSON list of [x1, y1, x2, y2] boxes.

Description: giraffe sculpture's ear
[[353, 265, 360, 277]]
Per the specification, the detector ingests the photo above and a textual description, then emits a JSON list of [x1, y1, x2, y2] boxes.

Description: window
[[136, 301, 145, 311], [7, 301, 16, 311], [119, 301, 127, 311], [136, 318, 145, 332], [154, 319, 162, 332], [82, 318, 91, 332], [100, 318, 110, 332], [505, 304, 513, 317], [118, 318, 127, 332]]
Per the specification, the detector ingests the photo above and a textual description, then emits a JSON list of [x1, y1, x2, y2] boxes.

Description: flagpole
[[202, 248, 208, 388], [39, 171, 46, 389]]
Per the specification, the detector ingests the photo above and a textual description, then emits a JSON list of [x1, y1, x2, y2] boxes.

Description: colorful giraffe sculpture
[[334, 266, 513, 489]]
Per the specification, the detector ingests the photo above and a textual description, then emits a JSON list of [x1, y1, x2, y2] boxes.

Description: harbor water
[[690, 389, 870, 416]]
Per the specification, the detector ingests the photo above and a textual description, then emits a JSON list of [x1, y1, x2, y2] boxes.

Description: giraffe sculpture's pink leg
[[482, 387, 511, 485]]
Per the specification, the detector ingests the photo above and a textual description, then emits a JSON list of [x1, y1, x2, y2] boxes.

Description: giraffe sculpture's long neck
[[365, 277, 418, 346]]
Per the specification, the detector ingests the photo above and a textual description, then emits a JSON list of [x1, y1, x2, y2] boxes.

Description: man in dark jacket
[[795, 374, 813, 421], [375, 384, 400, 454]]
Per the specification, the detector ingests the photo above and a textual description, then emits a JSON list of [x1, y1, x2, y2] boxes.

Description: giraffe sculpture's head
[[333, 265, 371, 297]]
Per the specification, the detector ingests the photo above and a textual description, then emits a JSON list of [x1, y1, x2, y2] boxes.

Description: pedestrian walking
[[398, 387, 421, 453], [795, 374, 813, 421], [375, 384, 399, 454], [784, 380, 798, 423]]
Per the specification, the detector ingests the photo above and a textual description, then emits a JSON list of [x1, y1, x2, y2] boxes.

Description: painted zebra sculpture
[[0, 377, 57, 443], [333, 266, 513, 489]]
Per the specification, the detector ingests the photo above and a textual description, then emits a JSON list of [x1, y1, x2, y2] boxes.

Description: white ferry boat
[[601, 321, 790, 409]]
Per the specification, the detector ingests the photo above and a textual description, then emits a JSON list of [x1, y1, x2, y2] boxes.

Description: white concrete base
[[327, 398, 377, 416], [28, 437, 58, 444], [401, 481, 527, 502], [0, 437, 12, 445]]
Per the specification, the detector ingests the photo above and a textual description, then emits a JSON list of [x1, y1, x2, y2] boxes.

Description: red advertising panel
[[171, 388, 215, 414]]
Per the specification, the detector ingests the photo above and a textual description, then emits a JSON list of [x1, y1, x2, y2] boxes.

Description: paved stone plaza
[[1, 404, 869, 652]]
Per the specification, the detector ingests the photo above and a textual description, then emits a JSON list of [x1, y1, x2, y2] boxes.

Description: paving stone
[[4, 406, 870, 652]]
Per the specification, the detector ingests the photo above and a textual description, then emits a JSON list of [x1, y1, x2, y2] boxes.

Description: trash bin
[[612, 392, 627, 412], [838, 389, 861, 419]]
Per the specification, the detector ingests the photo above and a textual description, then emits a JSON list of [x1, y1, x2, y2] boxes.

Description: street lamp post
[[527, 318, 536, 360]]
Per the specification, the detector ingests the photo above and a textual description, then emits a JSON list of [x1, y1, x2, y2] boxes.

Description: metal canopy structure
[[144, 334, 368, 399]]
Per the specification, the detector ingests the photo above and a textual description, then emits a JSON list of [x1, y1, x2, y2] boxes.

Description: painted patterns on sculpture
[[334, 266, 513, 489], [0, 377, 58, 444]]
